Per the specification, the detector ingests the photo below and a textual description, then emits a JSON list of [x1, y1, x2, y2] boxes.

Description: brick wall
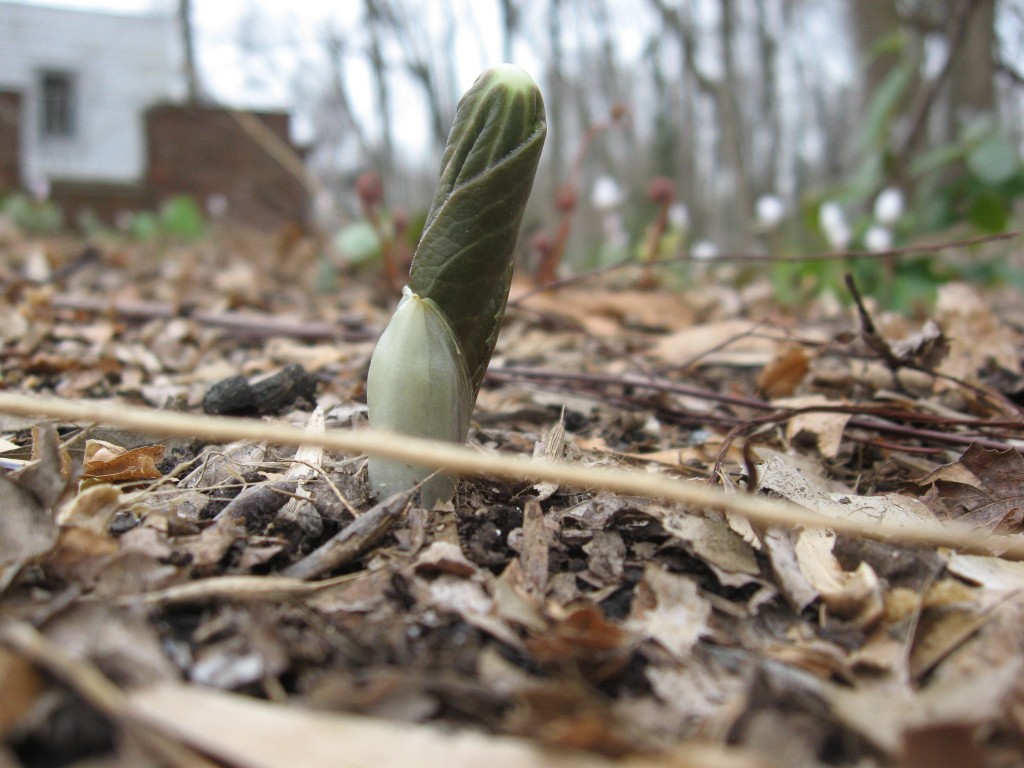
[[49, 180, 152, 226], [145, 105, 309, 231], [0, 91, 21, 193]]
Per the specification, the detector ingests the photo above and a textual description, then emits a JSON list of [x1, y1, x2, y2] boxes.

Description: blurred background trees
[[217, 0, 1022, 272]]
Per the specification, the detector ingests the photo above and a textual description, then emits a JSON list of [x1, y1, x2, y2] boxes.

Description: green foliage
[[334, 212, 424, 269], [124, 210, 162, 241], [0, 193, 64, 235], [777, 45, 1024, 312], [111, 195, 206, 242], [859, 66, 913, 153], [157, 195, 205, 240], [335, 220, 381, 265]]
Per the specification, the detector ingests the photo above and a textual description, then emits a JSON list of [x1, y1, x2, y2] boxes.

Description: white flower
[[591, 175, 624, 210], [826, 223, 851, 251], [691, 240, 718, 260], [115, 210, 135, 231], [755, 194, 786, 228], [819, 202, 850, 251], [205, 193, 229, 218], [864, 225, 892, 252], [819, 201, 845, 233], [668, 202, 689, 231], [314, 190, 335, 220], [873, 187, 904, 225], [30, 176, 50, 202]]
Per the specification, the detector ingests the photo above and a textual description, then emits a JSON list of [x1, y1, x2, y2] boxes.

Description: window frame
[[38, 69, 77, 139]]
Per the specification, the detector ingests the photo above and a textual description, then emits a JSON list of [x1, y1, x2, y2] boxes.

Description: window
[[40, 71, 76, 138]]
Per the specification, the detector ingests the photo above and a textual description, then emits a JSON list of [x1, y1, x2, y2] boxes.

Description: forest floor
[[2, 224, 1024, 768]]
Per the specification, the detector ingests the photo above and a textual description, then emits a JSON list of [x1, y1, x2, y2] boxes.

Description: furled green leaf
[[408, 64, 546, 398]]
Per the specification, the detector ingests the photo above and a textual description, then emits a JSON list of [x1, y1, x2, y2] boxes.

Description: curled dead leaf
[[83, 440, 165, 484]]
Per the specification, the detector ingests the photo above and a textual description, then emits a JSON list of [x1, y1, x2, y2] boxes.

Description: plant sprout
[[366, 64, 547, 506]]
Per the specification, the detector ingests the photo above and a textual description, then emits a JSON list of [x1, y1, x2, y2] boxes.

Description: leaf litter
[[2, 229, 1024, 767]]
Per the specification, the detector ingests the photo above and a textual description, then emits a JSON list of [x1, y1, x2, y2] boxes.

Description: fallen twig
[[282, 489, 410, 579], [488, 366, 1024, 452], [0, 391, 1022, 558]]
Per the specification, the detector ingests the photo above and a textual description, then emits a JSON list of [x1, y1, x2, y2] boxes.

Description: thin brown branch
[[510, 231, 1018, 306], [487, 366, 1024, 453]]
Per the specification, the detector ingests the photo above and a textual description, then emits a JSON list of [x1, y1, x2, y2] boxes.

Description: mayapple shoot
[[367, 64, 547, 506]]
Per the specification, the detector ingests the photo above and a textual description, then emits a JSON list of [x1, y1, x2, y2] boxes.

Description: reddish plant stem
[[534, 105, 628, 286], [487, 365, 1023, 452]]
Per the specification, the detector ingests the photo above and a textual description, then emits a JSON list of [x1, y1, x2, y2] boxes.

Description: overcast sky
[[11, 0, 852, 170], [12, 0, 544, 163]]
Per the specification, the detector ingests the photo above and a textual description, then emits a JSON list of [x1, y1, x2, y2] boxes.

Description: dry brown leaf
[[514, 285, 697, 335], [518, 499, 551, 597], [763, 527, 819, 611], [828, 652, 1022, 758], [628, 564, 711, 659], [918, 444, 1024, 531], [774, 395, 852, 459], [945, 552, 1024, 590], [56, 482, 124, 532], [793, 528, 882, 626], [757, 455, 947, 533], [83, 440, 165, 483], [0, 474, 59, 590], [910, 603, 992, 680], [0, 647, 43, 738], [935, 282, 1019, 380], [651, 319, 779, 367], [660, 510, 760, 584], [0, 426, 66, 589], [609, 442, 744, 472], [128, 683, 766, 768], [528, 605, 634, 664], [757, 345, 810, 398]]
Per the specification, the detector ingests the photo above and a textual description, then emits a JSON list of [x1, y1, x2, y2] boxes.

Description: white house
[[0, 1, 181, 190]]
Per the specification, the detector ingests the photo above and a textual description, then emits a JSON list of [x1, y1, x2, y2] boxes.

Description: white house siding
[[0, 2, 179, 186]]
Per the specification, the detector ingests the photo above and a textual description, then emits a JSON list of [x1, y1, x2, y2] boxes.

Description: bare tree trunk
[[849, 0, 903, 107], [546, 0, 568, 181], [321, 30, 371, 159], [382, 0, 453, 151], [644, 37, 676, 179], [498, 0, 518, 63], [754, 0, 781, 195], [718, 0, 753, 228], [647, 0, 753, 247], [897, 0, 990, 165], [178, 0, 201, 103], [945, 0, 997, 133], [362, 0, 393, 177]]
